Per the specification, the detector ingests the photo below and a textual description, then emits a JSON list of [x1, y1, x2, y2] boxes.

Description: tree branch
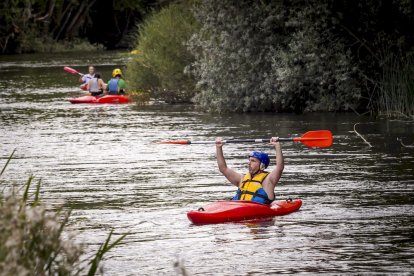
[[353, 123, 373, 147]]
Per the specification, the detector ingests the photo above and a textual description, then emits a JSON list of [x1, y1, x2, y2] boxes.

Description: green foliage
[[21, 36, 103, 54], [270, 4, 361, 113], [0, 0, 101, 53], [188, 1, 281, 112], [126, 0, 200, 103], [188, 1, 360, 113], [0, 151, 127, 275]]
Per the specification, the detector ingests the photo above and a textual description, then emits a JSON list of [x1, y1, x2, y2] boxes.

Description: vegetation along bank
[[2, 0, 413, 118], [127, 0, 414, 118]]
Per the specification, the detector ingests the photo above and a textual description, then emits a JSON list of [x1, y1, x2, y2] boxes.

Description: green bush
[[270, 5, 361, 113], [126, 0, 200, 103]]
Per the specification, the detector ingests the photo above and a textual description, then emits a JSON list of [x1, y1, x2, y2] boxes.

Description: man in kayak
[[216, 137, 284, 204], [106, 68, 126, 95], [79, 66, 96, 91]]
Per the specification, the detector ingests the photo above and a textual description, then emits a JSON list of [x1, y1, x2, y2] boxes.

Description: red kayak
[[187, 199, 302, 225], [69, 95, 130, 104]]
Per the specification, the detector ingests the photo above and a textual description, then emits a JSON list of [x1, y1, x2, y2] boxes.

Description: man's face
[[88, 67, 95, 74], [248, 157, 261, 175]]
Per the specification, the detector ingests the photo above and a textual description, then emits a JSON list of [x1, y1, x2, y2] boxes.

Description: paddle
[[64, 66, 90, 91], [158, 130, 333, 148], [63, 66, 84, 76]]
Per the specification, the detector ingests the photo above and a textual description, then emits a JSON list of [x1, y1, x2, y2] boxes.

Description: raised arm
[[266, 137, 284, 186], [216, 138, 242, 186]]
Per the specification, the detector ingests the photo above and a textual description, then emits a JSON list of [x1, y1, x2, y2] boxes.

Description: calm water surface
[[0, 52, 413, 275]]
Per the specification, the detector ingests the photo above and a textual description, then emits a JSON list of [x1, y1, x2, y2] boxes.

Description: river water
[[1, 51, 413, 275]]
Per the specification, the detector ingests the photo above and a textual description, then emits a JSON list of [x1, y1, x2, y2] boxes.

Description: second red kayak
[[69, 95, 130, 104], [187, 199, 302, 224]]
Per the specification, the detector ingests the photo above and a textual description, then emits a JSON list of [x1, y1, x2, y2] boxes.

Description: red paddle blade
[[64, 66, 80, 75], [293, 130, 333, 148], [158, 140, 191, 145]]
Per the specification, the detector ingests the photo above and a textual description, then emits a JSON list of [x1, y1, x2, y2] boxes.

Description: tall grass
[[0, 151, 127, 275], [371, 50, 414, 119]]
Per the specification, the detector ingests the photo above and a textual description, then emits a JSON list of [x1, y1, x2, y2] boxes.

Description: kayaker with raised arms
[[215, 137, 284, 204]]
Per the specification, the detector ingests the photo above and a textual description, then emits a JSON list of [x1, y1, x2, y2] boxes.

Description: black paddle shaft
[[224, 138, 293, 143]]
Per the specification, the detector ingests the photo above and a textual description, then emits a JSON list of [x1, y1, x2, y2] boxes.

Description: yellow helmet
[[112, 68, 122, 77]]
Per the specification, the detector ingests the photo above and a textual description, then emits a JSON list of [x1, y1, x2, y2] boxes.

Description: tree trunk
[[65, 0, 96, 39]]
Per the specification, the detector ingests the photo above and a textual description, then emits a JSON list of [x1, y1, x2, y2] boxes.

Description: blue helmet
[[249, 151, 270, 169]]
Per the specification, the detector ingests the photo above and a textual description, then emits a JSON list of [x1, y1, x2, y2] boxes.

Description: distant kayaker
[[106, 68, 126, 95], [215, 137, 284, 204], [79, 66, 96, 91], [87, 72, 106, 96]]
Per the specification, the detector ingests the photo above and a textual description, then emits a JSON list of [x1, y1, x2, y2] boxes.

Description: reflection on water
[[0, 52, 413, 275]]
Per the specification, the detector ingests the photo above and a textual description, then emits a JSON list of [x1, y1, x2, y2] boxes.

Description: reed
[[372, 50, 414, 119], [87, 230, 128, 276], [0, 151, 127, 275]]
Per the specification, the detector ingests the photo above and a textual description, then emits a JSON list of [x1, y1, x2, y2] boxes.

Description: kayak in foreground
[[69, 95, 130, 104], [187, 199, 302, 225]]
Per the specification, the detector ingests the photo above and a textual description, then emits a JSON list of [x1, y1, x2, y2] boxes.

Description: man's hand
[[216, 137, 225, 148], [270, 137, 280, 146]]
